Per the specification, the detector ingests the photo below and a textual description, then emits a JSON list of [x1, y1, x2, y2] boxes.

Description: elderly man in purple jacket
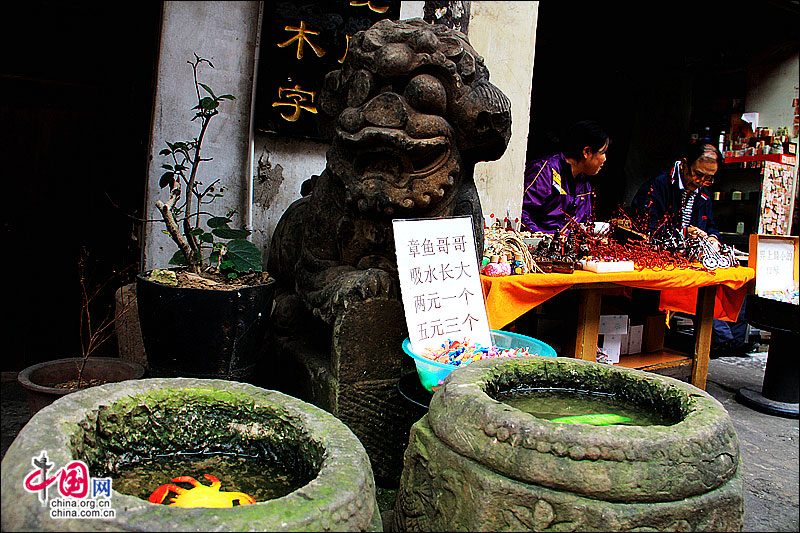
[[521, 121, 610, 233]]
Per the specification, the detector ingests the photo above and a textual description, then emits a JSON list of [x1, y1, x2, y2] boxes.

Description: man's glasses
[[689, 167, 715, 184]]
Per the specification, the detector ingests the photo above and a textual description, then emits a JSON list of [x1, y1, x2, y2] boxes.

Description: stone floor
[[3, 349, 798, 532]]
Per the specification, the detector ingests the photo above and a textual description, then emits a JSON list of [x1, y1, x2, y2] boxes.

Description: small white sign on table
[[750, 234, 799, 304], [392, 216, 492, 354]]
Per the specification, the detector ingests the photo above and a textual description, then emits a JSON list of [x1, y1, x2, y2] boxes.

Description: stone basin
[[1, 378, 381, 532], [393, 357, 744, 531]]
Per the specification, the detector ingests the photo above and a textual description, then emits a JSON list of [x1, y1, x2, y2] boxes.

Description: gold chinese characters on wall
[[255, 0, 400, 139]]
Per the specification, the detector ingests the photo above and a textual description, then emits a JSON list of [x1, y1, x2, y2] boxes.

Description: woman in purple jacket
[[520, 120, 610, 233]]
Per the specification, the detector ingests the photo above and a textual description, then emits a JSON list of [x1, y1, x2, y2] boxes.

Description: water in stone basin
[[111, 453, 312, 503], [495, 388, 679, 426]]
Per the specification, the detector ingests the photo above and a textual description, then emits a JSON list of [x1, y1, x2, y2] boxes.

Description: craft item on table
[[610, 218, 649, 244], [684, 233, 739, 270], [529, 230, 578, 274], [482, 254, 511, 276], [484, 221, 545, 273], [418, 338, 532, 368], [578, 258, 635, 273], [517, 210, 735, 274], [551, 261, 575, 273], [511, 253, 527, 275]]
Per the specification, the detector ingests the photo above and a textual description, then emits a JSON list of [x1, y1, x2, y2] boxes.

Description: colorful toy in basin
[[403, 330, 557, 393], [551, 413, 631, 426], [149, 474, 256, 508]]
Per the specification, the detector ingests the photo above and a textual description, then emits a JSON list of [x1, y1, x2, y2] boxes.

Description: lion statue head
[[318, 18, 511, 217], [269, 18, 511, 325]]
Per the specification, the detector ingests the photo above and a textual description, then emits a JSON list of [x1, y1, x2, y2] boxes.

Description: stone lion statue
[[268, 18, 511, 327]]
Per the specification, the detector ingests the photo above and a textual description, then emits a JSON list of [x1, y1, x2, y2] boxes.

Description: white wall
[[745, 49, 800, 228], [142, 1, 261, 270], [468, 1, 538, 225], [746, 50, 799, 134]]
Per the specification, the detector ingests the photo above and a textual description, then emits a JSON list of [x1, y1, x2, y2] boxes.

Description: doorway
[[0, 1, 162, 370]]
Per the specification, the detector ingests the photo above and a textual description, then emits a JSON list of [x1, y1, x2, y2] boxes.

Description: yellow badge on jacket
[[552, 169, 566, 195]]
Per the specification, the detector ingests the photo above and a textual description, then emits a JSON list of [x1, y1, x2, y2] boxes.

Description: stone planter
[[393, 357, 744, 532], [2, 378, 381, 532]]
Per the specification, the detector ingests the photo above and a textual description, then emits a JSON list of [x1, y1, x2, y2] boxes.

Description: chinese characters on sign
[[255, 0, 400, 139], [393, 216, 491, 353], [754, 237, 799, 304]]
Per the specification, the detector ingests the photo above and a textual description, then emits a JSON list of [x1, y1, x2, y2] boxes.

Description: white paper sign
[[392, 216, 492, 354], [755, 239, 796, 294]]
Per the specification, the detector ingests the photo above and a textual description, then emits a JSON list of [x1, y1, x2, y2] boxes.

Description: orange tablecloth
[[480, 266, 755, 329]]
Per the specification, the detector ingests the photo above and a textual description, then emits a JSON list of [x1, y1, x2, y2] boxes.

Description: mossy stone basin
[[394, 357, 744, 531], [1, 378, 381, 532]]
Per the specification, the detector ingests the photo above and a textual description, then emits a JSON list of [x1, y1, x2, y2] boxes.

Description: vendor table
[[480, 266, 755, 390]]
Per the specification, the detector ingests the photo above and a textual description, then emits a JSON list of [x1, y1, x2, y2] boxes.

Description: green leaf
[[159, 148, 171, 156], [199, 232, 214, 243], [220, 239, 262, 273], [213, 227, 251, 240], [160, 172, 175, 189], [189, 228, 205, 236], [199, 97, 219, 111], [199, 83, 217, 99], [161, 164, 173, 170], [218, 94, 235, 100], [207, 216, 232, 228], [168, 250, 188, 266]]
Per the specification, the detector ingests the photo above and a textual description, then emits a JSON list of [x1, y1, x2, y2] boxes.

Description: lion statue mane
[[268, 18, 511, 328]]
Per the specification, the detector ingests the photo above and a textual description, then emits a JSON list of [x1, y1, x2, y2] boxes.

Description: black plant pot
[[136, 271, 277, 381]]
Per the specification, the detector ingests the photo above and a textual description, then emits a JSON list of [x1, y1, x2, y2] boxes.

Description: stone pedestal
[[266, 297, 419, 486]]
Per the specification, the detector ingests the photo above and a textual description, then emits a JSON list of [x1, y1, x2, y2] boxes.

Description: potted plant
[[136, 54, 276, 381], [18, 249, 146, 415]]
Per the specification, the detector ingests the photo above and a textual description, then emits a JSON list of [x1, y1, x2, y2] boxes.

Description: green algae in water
[[496, 388, 677, 426], [111, 453, 313, 503]]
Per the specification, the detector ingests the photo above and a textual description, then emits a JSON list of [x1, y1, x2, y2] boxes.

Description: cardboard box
[[599, 334, 623, 364], [599, 314, 628, 335], [643, 313, 666, 352], [627, 324, 644, 354]]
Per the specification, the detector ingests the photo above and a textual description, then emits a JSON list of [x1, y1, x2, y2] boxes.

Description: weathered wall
[[745, 49, 799, 225], [142, 1, 538, 270], [249, 1, 426, 262], [142, 1, 261, 269], [746, 50, 799, 133], [468, 1, 538, 225]]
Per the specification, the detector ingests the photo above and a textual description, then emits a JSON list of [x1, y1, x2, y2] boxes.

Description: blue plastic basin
[[402, 330, 557, 393]]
